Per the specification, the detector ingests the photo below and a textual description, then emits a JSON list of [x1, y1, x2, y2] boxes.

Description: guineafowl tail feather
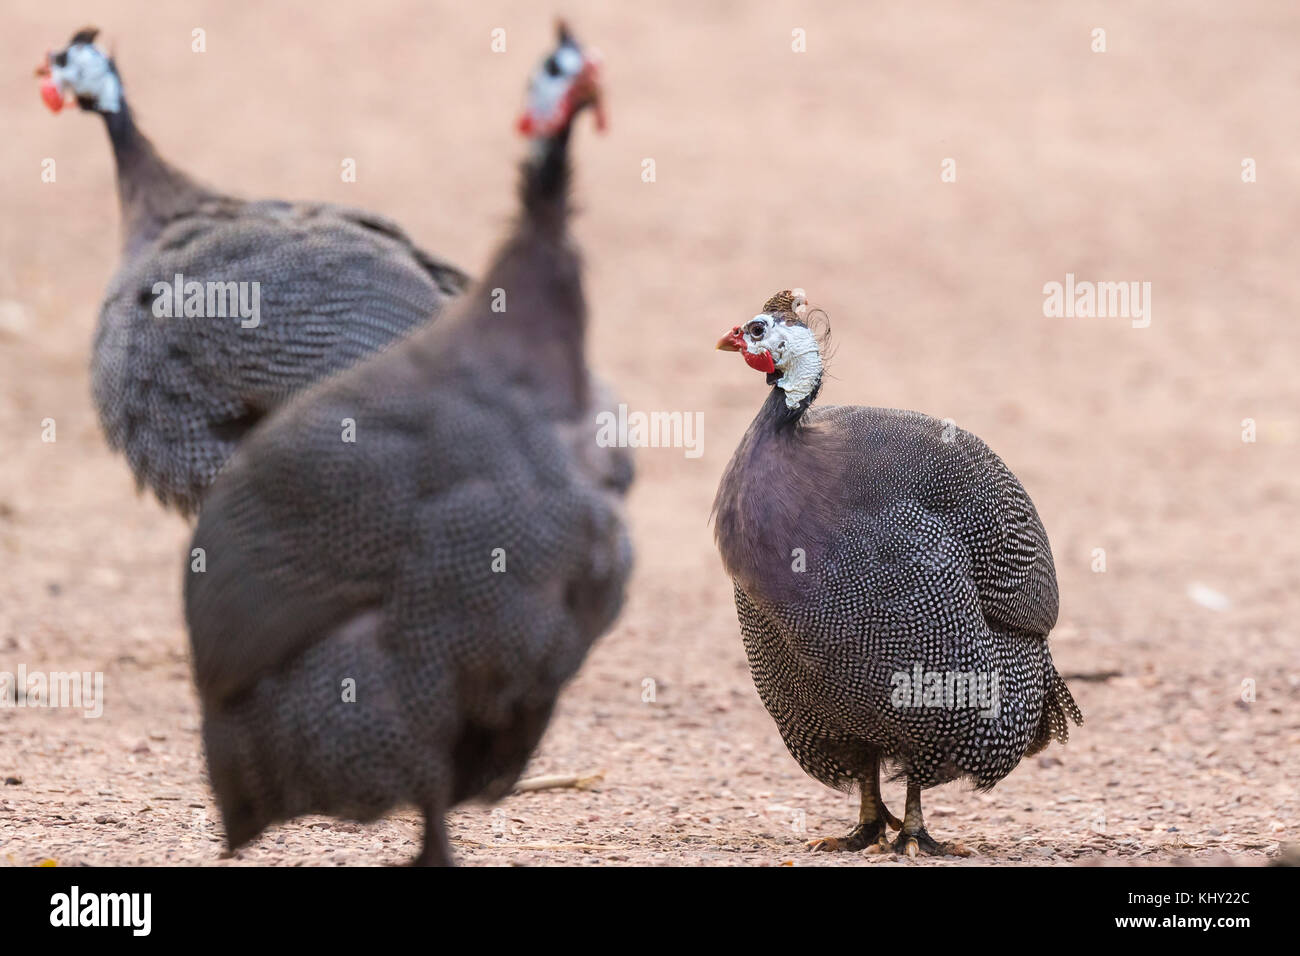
[[201, 700, 276, 852], [199, 612, 445, 852], [1027, 656, 1084, 756]]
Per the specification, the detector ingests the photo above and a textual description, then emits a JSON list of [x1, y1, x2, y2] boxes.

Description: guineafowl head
[[717, 289, 827, 410], [516, 20, 606, 139], [36, 28, 122, 114]]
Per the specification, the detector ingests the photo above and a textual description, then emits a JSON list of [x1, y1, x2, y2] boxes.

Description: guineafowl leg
[[807, 753, 899, 852], [412, 808, 453, 867], [891, 781, 970, 858]]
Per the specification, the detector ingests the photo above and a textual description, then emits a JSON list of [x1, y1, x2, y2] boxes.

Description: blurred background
[[1, 1, 1296, 864]]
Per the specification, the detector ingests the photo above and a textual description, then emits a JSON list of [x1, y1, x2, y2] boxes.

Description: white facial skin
[[743, 315, 823, 409], [50, 43, 122, 113], [524, 43, 585, 135]]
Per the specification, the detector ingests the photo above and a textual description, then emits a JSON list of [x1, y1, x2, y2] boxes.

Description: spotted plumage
[[714, 291, 1081, 854]]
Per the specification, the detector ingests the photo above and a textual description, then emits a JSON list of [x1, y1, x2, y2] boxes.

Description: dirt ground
[[1, 1, 1296, 866]]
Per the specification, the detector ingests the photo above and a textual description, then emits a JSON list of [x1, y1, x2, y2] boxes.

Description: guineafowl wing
[[323, 204, 470, 296], [964, 451, 1059, 638], [93, 202, 465, 513], [184, 367, 419, 703], [814, 405, 1059, 639]]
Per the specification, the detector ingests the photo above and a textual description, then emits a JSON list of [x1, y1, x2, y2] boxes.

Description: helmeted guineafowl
[[712, 290, 1082, 856], [184, 22, 629, 865], [36, 27, 468, 515]]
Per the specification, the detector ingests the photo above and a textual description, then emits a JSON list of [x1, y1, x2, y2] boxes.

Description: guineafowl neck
[[765, 374, 821, 431], [712, 387, 841, 602], [103, 101, 210, 256], [451, 221, 590, 419], [519, 126, 573, 235], [442, 125, 588, 417]]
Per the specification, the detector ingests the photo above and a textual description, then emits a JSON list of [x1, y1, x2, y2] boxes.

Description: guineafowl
[[36, 27, 468, 515], [713, 290, 1081, 856], [184, 23, 628, 865]]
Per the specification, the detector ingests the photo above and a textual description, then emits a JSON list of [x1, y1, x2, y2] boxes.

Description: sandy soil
[[1, 1, 1297, 866]]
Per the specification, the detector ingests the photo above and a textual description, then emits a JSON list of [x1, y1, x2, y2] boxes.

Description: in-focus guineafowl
[[36, 27, 468, 515], [184, 23, 629, 865], [713, 290, 1081, 856]]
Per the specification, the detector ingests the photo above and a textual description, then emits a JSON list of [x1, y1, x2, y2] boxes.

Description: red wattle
[[744, 350, 776, 373], [40, 80, 64, 113], [516, 113, 534, 135]]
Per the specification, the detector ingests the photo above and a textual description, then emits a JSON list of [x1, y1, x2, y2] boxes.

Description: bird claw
[[805, 837, 842, 853], [862, 834, 892, 855], [891, 830, 971, 858], [805, 821, 890, 853]]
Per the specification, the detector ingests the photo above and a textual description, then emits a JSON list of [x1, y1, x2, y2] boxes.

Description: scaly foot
[[806, 820, 889, 853], [891, 828, 970, 858]]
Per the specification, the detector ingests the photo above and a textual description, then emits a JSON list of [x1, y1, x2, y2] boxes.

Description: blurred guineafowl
[[36, 27, 468, 515], [712, 290, 1081, 855], [184, 23, 628, 865]]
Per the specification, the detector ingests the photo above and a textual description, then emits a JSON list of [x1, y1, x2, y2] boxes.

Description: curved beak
[[717, 327, 776, 373], [580, 54, 607, 132], [716, 327, 744, 351], [36, 52, 65, 113]]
